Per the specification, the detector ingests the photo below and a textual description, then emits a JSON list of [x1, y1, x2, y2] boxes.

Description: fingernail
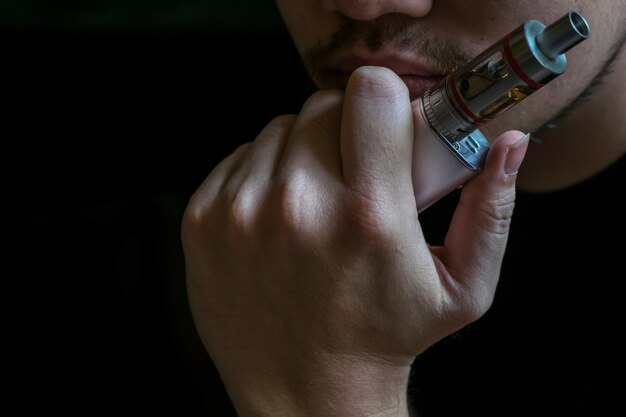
[[504, 133, 531, 176]]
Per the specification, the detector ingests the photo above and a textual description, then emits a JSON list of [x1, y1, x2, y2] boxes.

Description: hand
[[181, 66, 529, 417]]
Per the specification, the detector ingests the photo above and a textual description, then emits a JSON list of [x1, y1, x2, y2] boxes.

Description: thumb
[[437, 130, 530, 307]]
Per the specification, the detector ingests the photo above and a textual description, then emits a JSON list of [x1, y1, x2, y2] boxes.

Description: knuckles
[[225, 184, 266, 237], [460, 186, 517, 237], [475, 192, 516, 237], [301, 88, 344, 110], [341, 191, 399, 250], [263, 114, 298, 137], [182, 173, 401, 255], [181, 84, 404, 254], [181, 193, 213, 250], [224, 175, 322, 244], [271, 175, 314, 236], [182, 174, 322, 250], [296, 89, 344, 138]]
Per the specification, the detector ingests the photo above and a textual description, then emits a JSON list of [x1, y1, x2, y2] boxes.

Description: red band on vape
[[503, 33, 544, 90], [449, 73, 488, 125]]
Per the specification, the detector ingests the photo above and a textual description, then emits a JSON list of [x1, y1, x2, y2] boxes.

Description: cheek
[[480, 89, 559, 137], [439, 0, 563, 36], [480, 56, 592, 138], [468, 4, 606, 136]]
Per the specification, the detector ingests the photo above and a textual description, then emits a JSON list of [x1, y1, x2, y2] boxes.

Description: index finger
[[340, 66, 415, 201]]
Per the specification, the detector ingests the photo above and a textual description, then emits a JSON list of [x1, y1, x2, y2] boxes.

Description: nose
[[323, 0, 434, 21]]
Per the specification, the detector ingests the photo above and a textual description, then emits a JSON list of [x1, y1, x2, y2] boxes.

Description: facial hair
[[302, 17, 473, 85]]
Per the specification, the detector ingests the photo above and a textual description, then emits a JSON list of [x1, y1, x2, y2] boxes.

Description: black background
[[3, 3, 625, 416], [2, 1, 314, 415]]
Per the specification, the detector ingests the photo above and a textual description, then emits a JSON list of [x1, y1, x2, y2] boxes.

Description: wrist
[[219, 351, 412, 417]]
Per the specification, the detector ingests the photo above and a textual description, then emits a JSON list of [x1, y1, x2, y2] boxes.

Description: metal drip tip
[[536, 10, 591, 59]]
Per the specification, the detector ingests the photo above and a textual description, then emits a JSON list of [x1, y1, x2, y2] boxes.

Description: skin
[[181, 1, 625, 416], [278, 0, 626, 190]]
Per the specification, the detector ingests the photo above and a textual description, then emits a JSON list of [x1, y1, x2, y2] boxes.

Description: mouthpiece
[[419, 10, 592, 144], [536, 11, 591, 59]]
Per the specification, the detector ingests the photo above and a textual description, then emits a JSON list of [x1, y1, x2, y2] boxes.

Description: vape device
[[413, 10, 591, 212]]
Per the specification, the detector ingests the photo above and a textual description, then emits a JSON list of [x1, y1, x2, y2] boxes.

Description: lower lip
[[319, 72, 445, 101], [399, 75, 445, 101]]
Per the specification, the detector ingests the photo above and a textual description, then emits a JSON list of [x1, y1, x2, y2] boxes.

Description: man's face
[[275, 0, 625, 136]]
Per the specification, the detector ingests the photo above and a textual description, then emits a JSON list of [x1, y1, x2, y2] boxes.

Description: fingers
[[438, 130, 530, 312], [276, 89, 344, 182], [196, 66, 415, 213], [227, 115, 297, 188], [184, 141, 252, 216], [340, 66, 415, 201], [185, 115, 295, 217]]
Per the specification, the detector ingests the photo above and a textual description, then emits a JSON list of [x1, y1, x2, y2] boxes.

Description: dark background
[[2, 1, 314, 415], [4, 3, 624, 417]]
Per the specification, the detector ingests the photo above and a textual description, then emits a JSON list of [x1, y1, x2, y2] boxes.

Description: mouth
[[318, 54, 448, 101]]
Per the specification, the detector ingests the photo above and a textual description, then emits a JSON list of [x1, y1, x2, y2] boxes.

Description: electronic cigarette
[[412, 10, 591, 212]]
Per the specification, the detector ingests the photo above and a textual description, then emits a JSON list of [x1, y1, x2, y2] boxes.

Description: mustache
[[303, 18, 473, 79]]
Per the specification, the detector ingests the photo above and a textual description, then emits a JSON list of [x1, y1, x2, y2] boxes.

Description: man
[[181, 1, 625, 416]]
